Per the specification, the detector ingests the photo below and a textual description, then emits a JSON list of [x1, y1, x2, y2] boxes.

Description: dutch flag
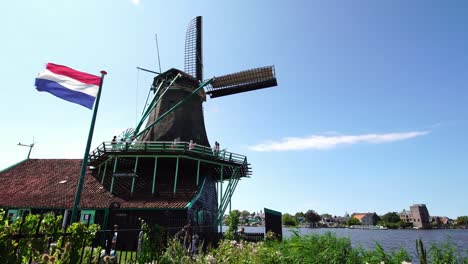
[[35, 63, 101, 109]]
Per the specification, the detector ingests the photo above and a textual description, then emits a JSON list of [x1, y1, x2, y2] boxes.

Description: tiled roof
[[351, 213, 377, 220], [352, 214, 366, 220], [0, 159, 194, 209]]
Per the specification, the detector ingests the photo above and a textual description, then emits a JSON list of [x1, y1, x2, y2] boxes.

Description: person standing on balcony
[[120, 137, 126, 151], [189, 140, 195, 150], [111, 136, 117, 151], [214, 141, 220, 157]]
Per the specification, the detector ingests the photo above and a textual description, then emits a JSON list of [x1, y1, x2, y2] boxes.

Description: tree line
[[226, 209, 468, 229]]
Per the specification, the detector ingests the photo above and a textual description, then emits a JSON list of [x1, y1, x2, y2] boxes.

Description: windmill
[[88, 16, 277, 235], [131, 16, 277, 143]]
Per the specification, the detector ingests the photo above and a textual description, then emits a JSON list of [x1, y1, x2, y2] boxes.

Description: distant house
[[351, 212, 380, 226], [334, 215, 350, 225], [399, 204, 431, 229], [440, 216, 454, 226], [430, 216, 453, 227]]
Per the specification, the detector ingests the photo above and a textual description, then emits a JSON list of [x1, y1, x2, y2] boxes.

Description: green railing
[[217, 165, 243, 228], [88, 141, 247, 166]]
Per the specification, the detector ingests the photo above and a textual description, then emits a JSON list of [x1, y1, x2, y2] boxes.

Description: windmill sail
[[206, 66, 277, 98], [184, 16, 203, 82]]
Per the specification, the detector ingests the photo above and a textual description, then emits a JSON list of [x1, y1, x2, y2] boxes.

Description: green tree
[[224, 209, 240, 224], [295, 212, 304, 218], [381, 212, 401, 223], [282, 213, 298, 226], [321, 213, 333, 219], [400, 221, 413, 229], [455, 216, 468, 226], [347, 217, 361, 226], [240, 210, 250, 219], [379, 212, 403, 229], [224, 210, 240, 239]]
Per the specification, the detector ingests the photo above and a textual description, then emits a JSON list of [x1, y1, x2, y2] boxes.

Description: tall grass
[[100, 232, 468, 263], [150, 232, 468, 264]]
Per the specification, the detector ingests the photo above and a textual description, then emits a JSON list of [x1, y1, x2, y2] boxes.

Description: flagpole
[[71, 70, 107, 223]]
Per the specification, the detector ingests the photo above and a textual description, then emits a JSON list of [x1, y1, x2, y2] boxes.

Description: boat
[[349, 225, 388, 230]]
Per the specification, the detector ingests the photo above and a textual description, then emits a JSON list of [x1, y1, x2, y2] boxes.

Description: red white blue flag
[[35, 63, 101, 109]]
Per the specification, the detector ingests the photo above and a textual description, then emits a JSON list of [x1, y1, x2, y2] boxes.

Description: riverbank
[[226, 226, 468, 258], [160, 231, 468, 264]]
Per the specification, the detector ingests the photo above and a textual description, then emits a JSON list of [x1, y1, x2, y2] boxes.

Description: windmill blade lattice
[[206, 66, 277, 98], [184, 16, 203, 82]]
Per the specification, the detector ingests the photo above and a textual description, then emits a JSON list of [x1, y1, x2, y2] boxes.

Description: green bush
[[2, 211, 468, 264], [0, 212, 100, 264], [224, 210, 240, 240], [138, 218, 166, 262], [282, 213, 298, 227]]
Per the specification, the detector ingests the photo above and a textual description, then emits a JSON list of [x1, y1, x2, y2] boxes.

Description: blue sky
[[1, 0, 467, 218]]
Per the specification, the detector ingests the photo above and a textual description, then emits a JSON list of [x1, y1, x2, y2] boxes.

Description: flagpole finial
[[101, 70, 107, 75]]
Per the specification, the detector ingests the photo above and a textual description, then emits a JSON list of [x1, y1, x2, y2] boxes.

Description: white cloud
[[248, 131, 429, 152], [131, 0, 140, 5]]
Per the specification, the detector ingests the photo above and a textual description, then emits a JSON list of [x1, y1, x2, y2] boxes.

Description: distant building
[[351, 212, 380, 226], [399, 204, 430, 229], [440, 216, 454, 226], [333, 215, 350, 225], [399, 209, 412, 224], [430, 216, 453, 228]]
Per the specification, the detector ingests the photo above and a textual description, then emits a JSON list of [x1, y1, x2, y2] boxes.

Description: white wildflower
[[206, 254, 216, 264]]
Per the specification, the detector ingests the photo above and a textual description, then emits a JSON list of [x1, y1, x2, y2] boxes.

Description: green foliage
[[347, 217, 361, 226], [321, 213, 333, 219], [416, 238, 428, 264], [138, 218, 166, 262], [128, 230, 468, 264], [281, 213, 298, 227], [240, 210, 250, 219], [294, 212, 304, 218], [279, 232, 361, 263], [430, 240, 459, 264], [3, 211, 468, 264], [0, 209, 19, 263], [0, 212, 100, 264], [157, 238, 197, 264], [54, 222, 100, 264], [382, 212, 401, 223], [400, 221, 413, 229], [360, 242, 411, 264], [379, 212, 408, 229], [0, 212, 64, 264], [455, 216, 468, 226], [224, 210, 240, 240]]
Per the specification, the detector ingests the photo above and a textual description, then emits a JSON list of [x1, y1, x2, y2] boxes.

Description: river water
[[230, 227, 468, 259]]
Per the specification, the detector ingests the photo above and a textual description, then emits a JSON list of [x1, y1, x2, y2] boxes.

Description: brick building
[[399, 204, 430, 229]]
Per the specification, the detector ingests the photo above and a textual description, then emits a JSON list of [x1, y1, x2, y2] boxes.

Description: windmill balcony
[[89, 141, 244, 164], [86, 140, 251, 206], [88, 141, 252, 180]]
